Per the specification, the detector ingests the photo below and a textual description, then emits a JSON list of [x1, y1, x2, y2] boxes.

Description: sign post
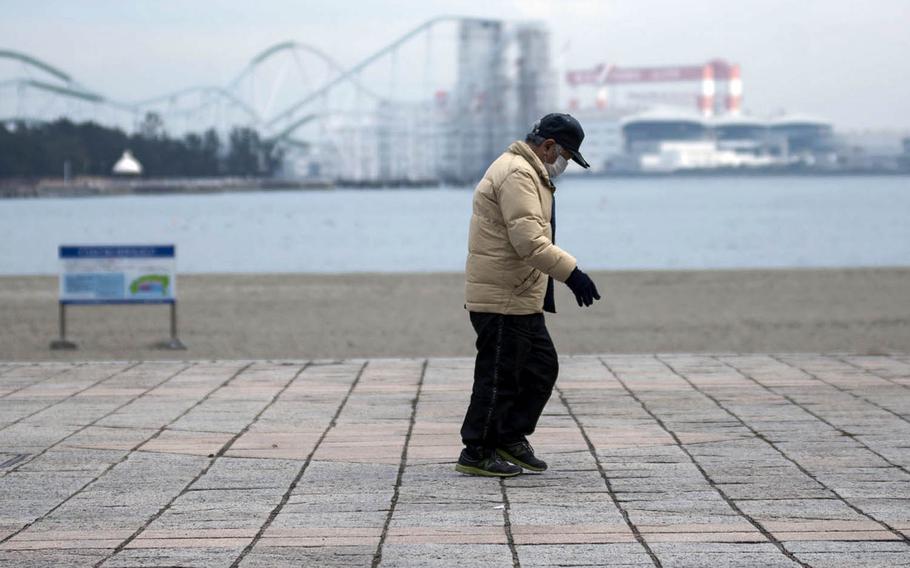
[[50, 245, 186, 350]]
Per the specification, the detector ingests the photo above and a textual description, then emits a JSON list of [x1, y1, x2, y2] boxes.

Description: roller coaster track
[[130, 86, 259, 122], [0, 49, 123, 108], [263, 16, 497, 130], [229, 40, 378, 99], [1, 16, 498, 139], [0, 49, 74, 84], [1, 48, 257, 122]]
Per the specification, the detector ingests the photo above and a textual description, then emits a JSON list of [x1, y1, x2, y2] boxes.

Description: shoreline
[[3, 170, 910, 200], [1, 267, 908, 361], [5, 264, 910, 278]]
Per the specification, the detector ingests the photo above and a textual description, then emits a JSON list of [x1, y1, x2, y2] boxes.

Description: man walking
[[457, 113, 601, 477]]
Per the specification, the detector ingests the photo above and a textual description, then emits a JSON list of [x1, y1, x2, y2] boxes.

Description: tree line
[[0, 113, 283, 178]]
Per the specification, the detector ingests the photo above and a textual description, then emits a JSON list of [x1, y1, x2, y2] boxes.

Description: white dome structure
[[112, 150, 143, 175]]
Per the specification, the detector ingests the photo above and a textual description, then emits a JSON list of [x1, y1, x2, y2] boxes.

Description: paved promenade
[[1, 354, 909, 567]]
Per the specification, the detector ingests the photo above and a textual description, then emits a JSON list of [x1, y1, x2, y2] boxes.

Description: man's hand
[[565, 267, 601, 307]]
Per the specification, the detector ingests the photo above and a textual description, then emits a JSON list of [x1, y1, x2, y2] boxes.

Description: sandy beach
[[1, 268, 908, 361]]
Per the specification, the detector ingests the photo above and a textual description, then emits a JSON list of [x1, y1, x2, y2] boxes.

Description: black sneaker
[[497, 440, 547, 472], [455, 446, 522, 477]]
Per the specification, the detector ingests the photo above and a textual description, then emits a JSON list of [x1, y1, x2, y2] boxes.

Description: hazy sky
[[2, 0, 909, 130]]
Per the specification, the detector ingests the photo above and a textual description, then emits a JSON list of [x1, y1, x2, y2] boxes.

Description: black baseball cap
[[530, 113, 590, 169]]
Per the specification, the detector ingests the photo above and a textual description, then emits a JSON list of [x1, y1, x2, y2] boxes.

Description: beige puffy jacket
[[465, 140, 577, 315]]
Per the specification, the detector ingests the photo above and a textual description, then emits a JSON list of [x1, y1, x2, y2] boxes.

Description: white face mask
[[545, 145, 568, 178]]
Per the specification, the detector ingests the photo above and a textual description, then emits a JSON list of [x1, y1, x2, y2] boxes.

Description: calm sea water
[[1, 176, 908, 275]]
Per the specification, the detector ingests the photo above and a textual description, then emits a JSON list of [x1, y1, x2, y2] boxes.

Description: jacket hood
[[507, 141, 555, 191]]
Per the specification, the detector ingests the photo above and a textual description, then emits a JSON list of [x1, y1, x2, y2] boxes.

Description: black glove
[[565, 267, 601, 307]]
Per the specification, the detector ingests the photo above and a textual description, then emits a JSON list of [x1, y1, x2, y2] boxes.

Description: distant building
[[560, 107, 625, 173], [610, 111, 840, 173], [622, 110, 709, 153], [714, 115, 787, 161], [445, 19, 507, 183], [112, 150, 142, 175], [513, 24, 557, 138], [617, 111, 763, 172], [442, 20, 555, 183], [838, 131, 909, 173], [768, 115, 837, 167]]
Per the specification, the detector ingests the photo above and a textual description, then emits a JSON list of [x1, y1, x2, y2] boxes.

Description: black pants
[[461, 311, 559, 448]]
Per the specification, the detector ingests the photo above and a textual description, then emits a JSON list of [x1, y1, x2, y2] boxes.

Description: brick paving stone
[[379, 543, 515, 567], [648, 542, 801, 567], [238, 544, 376, 567], [0, 355, 908, 566], [515, 543, 653, 567], [787, 540, 910, 567], [102, 546, 243, 567], [0, 548, 110, 568]]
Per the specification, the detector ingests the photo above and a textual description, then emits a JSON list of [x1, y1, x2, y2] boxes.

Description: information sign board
[[58, 245, 176, 305]]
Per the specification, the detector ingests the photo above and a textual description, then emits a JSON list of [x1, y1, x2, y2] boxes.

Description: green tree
[[0, 119, 279, 179], [138, 112, 165, 140], [226, 127, 283, 176]]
